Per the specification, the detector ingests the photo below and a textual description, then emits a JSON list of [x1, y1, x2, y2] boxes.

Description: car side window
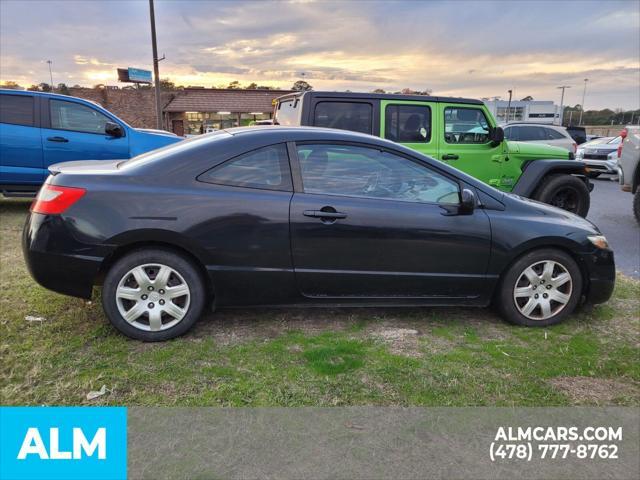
[[503, 126, 516, 141], [444, 107, 490, 144], [313, 102, 372, 134], [198, 143, 292, 192], [296, 144, 460, 204], [545, 128, 566, 140], [50, 99, 111, 134], [517, 126, 546, 141], [0, 94, 34, 127], [384, 104, 431, 143]]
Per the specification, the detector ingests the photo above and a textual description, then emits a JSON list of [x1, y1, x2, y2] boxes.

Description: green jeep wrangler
[[274, 92, 591, 217]]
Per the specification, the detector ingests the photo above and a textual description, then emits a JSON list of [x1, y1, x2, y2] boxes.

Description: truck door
[[437, 103, 507, 187], [379, 100, 438, 159], [41, 98, 129, 168], [0, 92, 43, 186]]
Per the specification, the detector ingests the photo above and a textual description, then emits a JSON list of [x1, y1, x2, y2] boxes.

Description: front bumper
[[579, 248, 615, 305], [583, 158, 618, 174], [22, 213, 107, 299]]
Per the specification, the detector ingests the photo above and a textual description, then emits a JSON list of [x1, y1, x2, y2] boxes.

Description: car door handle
[[303, 210, 347, 220], [47, 136, 69, 143], [442, 154, 459, 160]]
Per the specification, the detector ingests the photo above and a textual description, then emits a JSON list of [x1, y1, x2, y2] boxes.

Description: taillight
[[617, 144, 623, 158], [30, 184, 86, 215]]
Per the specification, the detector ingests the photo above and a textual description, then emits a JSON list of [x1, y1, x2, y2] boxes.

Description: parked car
[[274, 92, 591, 217], [0, 89, 182, 196], [23, 126, 614, 341], [565, 125, 587, 145], [504, 123, 577, 153], [576, 135, 622, 178], [616, 126, 640, 224]]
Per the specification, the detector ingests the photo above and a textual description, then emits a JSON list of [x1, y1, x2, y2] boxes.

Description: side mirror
[[105, 122, 124, 138], [489, 126, 504, 147], [460, 188, 476, 214]]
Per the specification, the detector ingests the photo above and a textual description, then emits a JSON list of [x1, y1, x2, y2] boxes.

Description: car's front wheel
[[102, 248, 206, 341], [497, 249, 583, 327]]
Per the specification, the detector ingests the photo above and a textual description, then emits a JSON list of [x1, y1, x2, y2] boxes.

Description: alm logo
[[1, 407, 127, 480], [17, 427, 106, 460]]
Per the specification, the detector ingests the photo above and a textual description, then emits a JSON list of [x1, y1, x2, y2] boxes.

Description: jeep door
[[289, 142, 493, 302], [437, 103, 508, 188], [379, 100, 438, 159]]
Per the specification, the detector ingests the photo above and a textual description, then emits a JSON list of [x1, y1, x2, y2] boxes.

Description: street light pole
[[506, 89, 513, 123], [149, 0, 163, 130], [46, 60, 54, 89], [579, 78, 588, 126], [556, 85, 570, 126]]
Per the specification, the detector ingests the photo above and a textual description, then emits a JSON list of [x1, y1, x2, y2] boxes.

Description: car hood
[[582, 144, 618, 153], [506, 140, 570, 158], [503, 192, 600, 233], [134, 128, 178, 137]]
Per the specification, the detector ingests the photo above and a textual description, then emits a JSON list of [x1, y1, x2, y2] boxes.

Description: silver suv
[[617, 126, 640, 224]]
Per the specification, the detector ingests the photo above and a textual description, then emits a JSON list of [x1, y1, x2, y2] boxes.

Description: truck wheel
[[534, 174, 590, 217], [633, 190, 640, 225]]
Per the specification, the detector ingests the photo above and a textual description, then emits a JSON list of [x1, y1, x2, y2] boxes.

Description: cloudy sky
[[1, 0, 639, 109]]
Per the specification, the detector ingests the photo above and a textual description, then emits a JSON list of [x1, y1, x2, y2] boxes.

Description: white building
[[483, 100, 564, 125]]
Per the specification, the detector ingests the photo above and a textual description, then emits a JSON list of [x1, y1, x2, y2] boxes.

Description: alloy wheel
[[115, 263, 190, 331], [512, 260, 573, 320]]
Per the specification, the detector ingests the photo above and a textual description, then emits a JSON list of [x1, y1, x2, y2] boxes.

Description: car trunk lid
[[48, 159, 124, 176]]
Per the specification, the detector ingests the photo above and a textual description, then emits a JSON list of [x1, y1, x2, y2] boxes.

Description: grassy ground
[[1, 199, 638, 406]]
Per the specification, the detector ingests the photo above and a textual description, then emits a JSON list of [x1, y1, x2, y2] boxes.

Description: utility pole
[[506, 89, 513, 123], [149, 0, 163, 130], [579, 78, 588, 126], [46, 60, 54, 89], [556, 85, 570, 126]]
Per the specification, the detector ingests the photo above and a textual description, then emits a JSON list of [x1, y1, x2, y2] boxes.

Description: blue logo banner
[[0, 407, 127, 480]]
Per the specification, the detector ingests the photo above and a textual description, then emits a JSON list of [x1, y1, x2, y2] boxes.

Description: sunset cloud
[[1, 0, 638, 109]]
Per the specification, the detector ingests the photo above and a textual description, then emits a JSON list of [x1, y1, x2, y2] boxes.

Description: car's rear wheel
[[533, 174, 590, 217], [633, 190, 640, 225], [497, 249, 582, 327], [102, 248, 206, 341]]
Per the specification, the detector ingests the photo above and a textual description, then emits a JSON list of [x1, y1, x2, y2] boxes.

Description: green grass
[[1, 199, 638, 406]]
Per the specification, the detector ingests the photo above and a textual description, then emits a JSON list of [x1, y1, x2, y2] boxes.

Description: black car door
[[289, 143, 493, 302]]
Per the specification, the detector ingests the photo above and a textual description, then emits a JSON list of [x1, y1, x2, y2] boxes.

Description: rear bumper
[[22, 213, 106, 299], [579, 249, 615, 305]]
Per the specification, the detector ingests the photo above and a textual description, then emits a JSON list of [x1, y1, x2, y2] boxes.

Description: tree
[[397, 87, 432, 95], [1, 80, 22, 90], [292, 80, 313, 91], [56, 83, 70, 95], [245, 82, 258, 89], [371, 88, 386, 93], [227, 80, 241, 89], [520, 95, 534, 101]]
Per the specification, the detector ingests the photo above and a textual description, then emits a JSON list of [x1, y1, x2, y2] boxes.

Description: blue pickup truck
[[0, 89, 182, 196]]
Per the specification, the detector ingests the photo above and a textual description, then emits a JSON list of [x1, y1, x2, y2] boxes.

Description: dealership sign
[[117, 67, 152, 84], [0, 407, 127, 480]]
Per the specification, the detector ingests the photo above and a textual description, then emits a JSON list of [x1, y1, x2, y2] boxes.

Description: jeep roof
[[275, 91, 483, 105]]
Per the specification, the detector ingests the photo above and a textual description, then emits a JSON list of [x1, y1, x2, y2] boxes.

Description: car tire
[[102, 248, 206, 341], [634, 190, 640, 225], [534, 174, 590, 217], [497, 249, 583, 327]]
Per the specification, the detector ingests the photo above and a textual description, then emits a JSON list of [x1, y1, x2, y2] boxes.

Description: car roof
[[0, 88, 80, 101], [226, 125, 389, 143], [276, 90, 483, 105]]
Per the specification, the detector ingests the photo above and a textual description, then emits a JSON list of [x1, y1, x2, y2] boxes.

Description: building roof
[[164, 88, 295, 113]]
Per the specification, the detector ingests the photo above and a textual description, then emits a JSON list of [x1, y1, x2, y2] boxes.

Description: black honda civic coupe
[[23, 127, 615, 341]]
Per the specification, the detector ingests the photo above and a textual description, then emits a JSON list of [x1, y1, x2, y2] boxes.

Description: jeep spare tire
[[533, 174, 590, 217]]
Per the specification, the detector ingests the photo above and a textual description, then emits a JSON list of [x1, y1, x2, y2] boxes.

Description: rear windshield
[[119, 130, 231, 169], [274, 97, 301, 126]]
